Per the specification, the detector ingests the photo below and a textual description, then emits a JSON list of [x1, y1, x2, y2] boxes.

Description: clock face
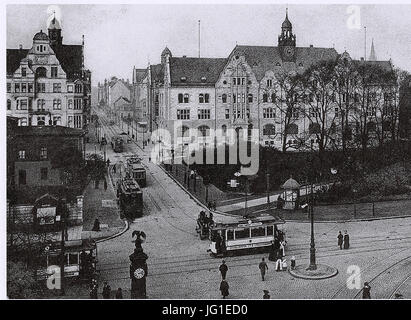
[[134, 268, 145, 279], [284, 47, 295, 58]]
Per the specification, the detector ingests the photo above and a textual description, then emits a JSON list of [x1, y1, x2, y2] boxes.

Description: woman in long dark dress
[[343, 231, 350, 249], [220, 279, 229, 299]]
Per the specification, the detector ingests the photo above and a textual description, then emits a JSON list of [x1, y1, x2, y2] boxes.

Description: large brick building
[[131, 11, 397, 152], [6, 16, 91, 128]]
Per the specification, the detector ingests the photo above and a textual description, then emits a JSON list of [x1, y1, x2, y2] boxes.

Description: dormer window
[[180, 76, 187, 82], [201, 77, 206, 82]]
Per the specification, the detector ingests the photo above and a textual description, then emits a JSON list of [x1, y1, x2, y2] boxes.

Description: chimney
[[310, 44, 313, 48], [360, 57, 364, 61], [19, 44, 23, 50]]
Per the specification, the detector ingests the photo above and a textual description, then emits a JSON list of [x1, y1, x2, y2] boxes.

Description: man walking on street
[[343, 230, 350, 249], [337, 231, 343, 250], [259, 258, 268, 281], [219, 260, 228, 280], [220, 279, 229, 299]]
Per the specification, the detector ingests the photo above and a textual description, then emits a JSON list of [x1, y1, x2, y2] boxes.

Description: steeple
[[48, 11, 62, 47], [369, 39, 377, 61], [278, 8, 296, 47]]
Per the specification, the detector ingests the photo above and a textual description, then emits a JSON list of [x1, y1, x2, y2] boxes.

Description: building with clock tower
[[278, 9, 296, 62]]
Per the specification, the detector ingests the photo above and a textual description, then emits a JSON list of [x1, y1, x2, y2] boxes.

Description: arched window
[[309, 122, 321, 134], [53, 99, 61, 110], [183, 94, 189, 103], [7, 99, 11, 110], [37, 116, 46, 126], [178, 125, 189, 137], [37, 99, 45, 110], [35, 67, 47, 78], [204, 93, 210, 103], [286, 123, 299, 134], [233, 94, 236, 103], [222, 124, 227, 136], [263, 124, 275, 136], [199, 94, 204, 103], [248, 94, 253, 103], [263, 93, 268, 103], [222, 94, 227, 103], [178, 93, 183, 103], [271, 93, 276, 103], [198, 125, 210, 137]]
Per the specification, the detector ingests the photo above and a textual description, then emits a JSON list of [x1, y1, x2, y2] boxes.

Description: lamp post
[[307, 141, 316, 270]]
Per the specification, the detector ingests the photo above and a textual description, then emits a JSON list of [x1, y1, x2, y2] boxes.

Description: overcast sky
[[6, 3, 411, 85]]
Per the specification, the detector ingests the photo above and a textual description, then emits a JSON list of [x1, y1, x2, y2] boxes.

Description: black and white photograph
[[3, 0, 411, 304]]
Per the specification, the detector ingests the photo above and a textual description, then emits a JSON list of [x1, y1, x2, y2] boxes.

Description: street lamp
[[307, 141, 316, 271], [234, 171, 249, 218]]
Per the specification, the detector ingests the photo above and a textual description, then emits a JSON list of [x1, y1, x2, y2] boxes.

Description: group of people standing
[[337, 230, 350, 250], [89, 280, 124, 299]]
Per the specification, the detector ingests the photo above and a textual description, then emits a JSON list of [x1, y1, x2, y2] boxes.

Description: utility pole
[[59, 199, 66, 296]]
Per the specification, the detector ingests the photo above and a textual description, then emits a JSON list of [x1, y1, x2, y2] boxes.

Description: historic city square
[[4, 2, 411, 302]]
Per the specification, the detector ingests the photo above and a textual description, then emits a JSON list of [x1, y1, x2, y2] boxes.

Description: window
[[251, 227, 266, 237], [15, 83, 20, 93], [177, 126, 189, 137], [18, 150, 26, 159], [53, 116, 61, 125], [222, 94, 227, 103], [53, 83, 61, 93], [18, 170, 26, 185], [19, 118, 27, 126], [225, 109, 230, 119], [40, 147, 47, 159], [271, 93, 276, 103], [235, 228, 250, 239], [40, 168, 48, 180], [267, 79, 273, 87], [263, 124, 276, 136], [222, 125, 227, 135], [267, 226, 274, 236], [74, 98, 82, 110], [263, 108, 275, 119], [183, 94, 189, 103], [21, 67, 26, 77], [178, 93, 183, 103], [37, 116, 46, 126], [19, 99, 28, 110], [36, 83, 46, 93], [198, 109, 211, 120], [37, 99, 45, 110], [286, 123, 299, 134], [53, 99, 62, 110], [199, 94, 204, 103], [177, 109, 190, 120], [227, 229, 234, 240], [67, 85, 73, 93], [7, 83, 11, 92], [248, 94, 253, 103], [75, 84, 82, 93], [232, 78, 236, 85], [35, 67, 47, 78], [21, 83, 27, 93], [51, 67, 58, 78], [263, 93, 268, 103], [7, 99, 11, 110], [68, 116, 73, 127], [204, 93, 210, 103], [232, 94, 236, 103], [74, 115, 82, 128], [198, 125, 210, 136], [68, 99, 73, 109], [28, 83, 33, 93], [292, 108, 299, 120]]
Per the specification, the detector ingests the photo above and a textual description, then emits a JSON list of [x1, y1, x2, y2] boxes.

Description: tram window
[[251, 226, 266, 237], [267, 226, 274, 236], [227, 229, 234, 240], [235, 228, 250, 239], [68, 253, 79, 265]]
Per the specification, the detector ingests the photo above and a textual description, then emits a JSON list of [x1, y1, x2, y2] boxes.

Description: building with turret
[[6, 16, 91, 128]]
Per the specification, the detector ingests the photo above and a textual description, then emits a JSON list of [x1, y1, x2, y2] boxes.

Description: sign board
[[37, 206, 56, 225], [227, 179, 239, 188]]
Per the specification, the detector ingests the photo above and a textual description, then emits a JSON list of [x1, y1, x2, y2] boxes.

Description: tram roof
[[212, 213, 284, 229]]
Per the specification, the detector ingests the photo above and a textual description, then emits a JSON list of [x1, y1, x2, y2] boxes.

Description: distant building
[[6, 16, 91, 128], [399, 77, 411, 140], [97, 77, 131, 120]]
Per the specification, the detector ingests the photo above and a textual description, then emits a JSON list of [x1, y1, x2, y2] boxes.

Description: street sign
[[227, 179, 239, 188]]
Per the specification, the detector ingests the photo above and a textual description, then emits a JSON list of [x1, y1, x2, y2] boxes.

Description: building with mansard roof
[[6, 17, 91, 128]]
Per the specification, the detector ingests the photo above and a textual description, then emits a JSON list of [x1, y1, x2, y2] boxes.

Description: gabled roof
[[151, 63, 164, 83], [7, 44, 84, 80], [114, 96, 131, 104], [169, 56, 227, 87], [233, 45, 339, 80], [134, 68, 147, 83], [353, 60, 393, 72]]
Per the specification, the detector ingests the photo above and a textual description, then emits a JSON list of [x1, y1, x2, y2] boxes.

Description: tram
[[36, 239, 97, 281], [208, 214, 285, 257], [126, 156, 147, 187], [117, 177, 143, 219], [111, 135, 124, 153]]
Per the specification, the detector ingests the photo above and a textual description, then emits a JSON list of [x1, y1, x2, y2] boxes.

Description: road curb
[[284, 214, 411, 224], [95, 219, 129, 244]]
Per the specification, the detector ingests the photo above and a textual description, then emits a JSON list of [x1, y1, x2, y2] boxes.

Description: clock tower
[[278, 9, 296, 62]]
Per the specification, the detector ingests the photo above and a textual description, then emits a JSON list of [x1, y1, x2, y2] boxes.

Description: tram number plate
[[231, 243, 267, 250]]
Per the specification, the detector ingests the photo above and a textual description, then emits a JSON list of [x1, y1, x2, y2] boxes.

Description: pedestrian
[[219, 260, 228, 280], [102, 281, 111, 299], [219, 279, 229, 299], [337, 231, 343, 250], [343, 230, 350, 249], [362, 282, 371, 299], [275, 256, 283, 272], [104, 179, 108, 191], [92, 218, 100, 232], [259, 258, 268, 281], [279, 240, 286, 258], [89, 279, 98, 299], [263, 290, 270, 299], [115, 288, 123, 299], [290, 256, 296, 270]]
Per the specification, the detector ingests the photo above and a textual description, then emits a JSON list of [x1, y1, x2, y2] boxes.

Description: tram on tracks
[[126, 156, 147, 187], [111, 135, 124, 153], [36, 239, 97, 281], [117, 177, 143, 219], [208, 214, 285, 257]]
